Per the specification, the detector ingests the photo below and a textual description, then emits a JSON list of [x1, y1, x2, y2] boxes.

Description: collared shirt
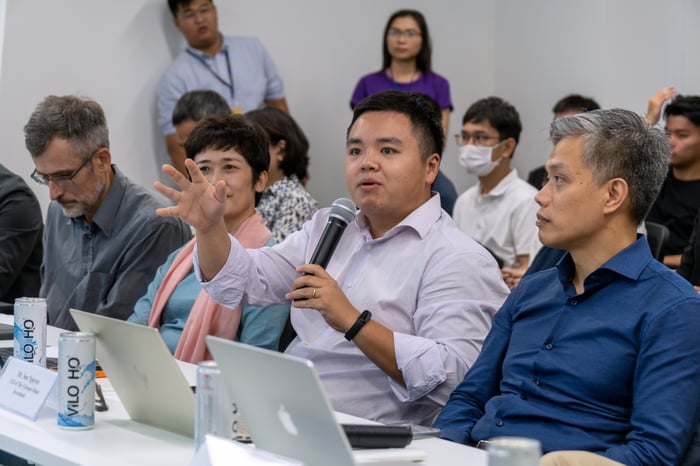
[[453, 169, 539, 267], [195, 195, 508, 425], [41, 166, 192, 330], [257, 175, 318, 243], [156, 35, 285, 136], [0, 163, 42, 301], [434, 237, 700, 466]]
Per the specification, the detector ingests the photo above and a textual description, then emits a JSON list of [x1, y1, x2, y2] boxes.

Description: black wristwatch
[[344, 310, 372, 341]]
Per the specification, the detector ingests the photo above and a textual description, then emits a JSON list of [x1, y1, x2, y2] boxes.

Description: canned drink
[[57, 332, 96, 430], [487, 437, 542, 466], [195, 361, 238, 449], [13, 297, 48, 367]]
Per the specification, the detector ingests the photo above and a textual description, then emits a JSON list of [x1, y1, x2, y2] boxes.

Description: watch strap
[[344, 310, 372, 341]]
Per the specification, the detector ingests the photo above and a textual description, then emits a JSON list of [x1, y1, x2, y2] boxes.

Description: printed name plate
[[0, 356, 58, 420]]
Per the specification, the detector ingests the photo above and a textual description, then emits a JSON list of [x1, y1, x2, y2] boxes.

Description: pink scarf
[[148, 212, 271, 363]]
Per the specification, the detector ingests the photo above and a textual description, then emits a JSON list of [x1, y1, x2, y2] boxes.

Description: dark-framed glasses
[[181, 3, 213, 21], [387, 28, 421, 40], [31, 150, 97, 187], [454, 132, 500, 146]]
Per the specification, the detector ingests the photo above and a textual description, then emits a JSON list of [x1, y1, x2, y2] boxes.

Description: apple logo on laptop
[[277, 404, 298, 436]]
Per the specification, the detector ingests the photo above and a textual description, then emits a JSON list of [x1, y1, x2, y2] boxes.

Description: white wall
[[495, 0, 700, 179], [0, 0, 491, 214], [0, 0, 698, 216]]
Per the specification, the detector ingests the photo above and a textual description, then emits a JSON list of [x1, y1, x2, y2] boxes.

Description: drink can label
[[195, 360, 237, 448], [13, 297, 47, 367], [58, 332, 96, 430]]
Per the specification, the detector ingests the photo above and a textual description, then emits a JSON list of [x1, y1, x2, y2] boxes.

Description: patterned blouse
[[257, 175, 318, 243]]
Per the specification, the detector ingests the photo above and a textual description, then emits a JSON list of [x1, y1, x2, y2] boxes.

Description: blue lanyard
[[389, 69, 417, 92], [186, 48, 234, 99]]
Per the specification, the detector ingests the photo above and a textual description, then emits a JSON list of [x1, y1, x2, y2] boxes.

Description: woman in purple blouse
[[350, 9, 458, 216], [350, 9, 453, 137]]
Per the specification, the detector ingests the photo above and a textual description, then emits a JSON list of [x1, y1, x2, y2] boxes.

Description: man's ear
[[603, 178, 629, 215], [94, 148, 112, 170], [499, 137, 516, 161], [425, 153, 440, 185]]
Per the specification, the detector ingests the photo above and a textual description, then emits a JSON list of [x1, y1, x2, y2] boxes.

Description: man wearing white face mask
[[453, 97, 539, 281]]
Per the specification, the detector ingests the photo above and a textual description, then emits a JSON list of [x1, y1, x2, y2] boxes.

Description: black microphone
[[308, 198, 357, 268]]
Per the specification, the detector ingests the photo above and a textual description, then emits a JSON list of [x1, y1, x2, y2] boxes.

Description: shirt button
[[545, 343, 553, 350], [570, 299, 578, 306], [534, 379, 540, 385], [495, 420, 504, 426], [366, 245, 372, 251], [346, 282, 353, 288]]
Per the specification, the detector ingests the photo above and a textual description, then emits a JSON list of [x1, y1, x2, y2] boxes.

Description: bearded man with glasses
[[24, 95, 192, 331]]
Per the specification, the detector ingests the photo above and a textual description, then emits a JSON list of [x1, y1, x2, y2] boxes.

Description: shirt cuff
[[389, 332, 447, 402]]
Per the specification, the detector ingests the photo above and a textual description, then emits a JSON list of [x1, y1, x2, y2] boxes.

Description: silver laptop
[[206, 336, 426, 465], [70, 309, 195, 437]]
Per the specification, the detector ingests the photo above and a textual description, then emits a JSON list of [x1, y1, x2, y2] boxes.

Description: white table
[[0, 315, 486, 466]]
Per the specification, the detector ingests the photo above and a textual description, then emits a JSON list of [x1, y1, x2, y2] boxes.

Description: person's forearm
[[265, 98, 289, 113], [663, 253, 681, 268], [195, 220, 231, 281], [352, 319, 404, 387], [441, 109, 450, 141]]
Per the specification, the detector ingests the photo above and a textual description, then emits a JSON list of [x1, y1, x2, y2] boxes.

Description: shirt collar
[[355, 193, 442, 240], [556, 235, 652, 287], [481, 168, 519, 197], [89, 165, 126, 237], [185, 40, 228, 59]]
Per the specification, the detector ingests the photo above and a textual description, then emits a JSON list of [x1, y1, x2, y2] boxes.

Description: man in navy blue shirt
[[434, 108, 700, 466]]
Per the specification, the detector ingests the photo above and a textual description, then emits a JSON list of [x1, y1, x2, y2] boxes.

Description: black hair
[[167, 0, 213, 17], [552, 94, 601, 115], [184, 114, 269, 204], [382, 10, 432, 73], [246, 107, 310, 181], [172, 90, 230, 126], [462, 96, 522, 145], [349, 90, 443, 159], [664, 95, 700, 127]]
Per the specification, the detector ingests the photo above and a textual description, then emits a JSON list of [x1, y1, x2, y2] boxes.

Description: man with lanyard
[[157, 0, 288, 176]]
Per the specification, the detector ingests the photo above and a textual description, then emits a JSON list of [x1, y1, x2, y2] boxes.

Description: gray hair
[[24, 95, 109, 159], [550, 108, 669, 223], [171, 90, 231, 126]]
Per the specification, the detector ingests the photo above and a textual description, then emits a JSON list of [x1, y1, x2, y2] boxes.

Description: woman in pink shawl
[[128, 114, 289, 363]]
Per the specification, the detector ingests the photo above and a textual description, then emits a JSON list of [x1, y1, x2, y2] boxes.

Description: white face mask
[[458, 141, 506, 176]]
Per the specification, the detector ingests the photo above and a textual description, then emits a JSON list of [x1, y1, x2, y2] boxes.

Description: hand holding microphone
[[308, 198, 357, 269], [286, 198, 358, 331]]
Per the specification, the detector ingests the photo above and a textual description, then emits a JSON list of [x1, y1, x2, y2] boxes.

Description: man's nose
[[48, 180, 64, 200], [360, 150, 380, 170]]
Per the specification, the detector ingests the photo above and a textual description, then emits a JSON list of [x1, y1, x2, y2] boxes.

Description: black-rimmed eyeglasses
[[31, 151, 97, 187], [454, 133, 500, 146]]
